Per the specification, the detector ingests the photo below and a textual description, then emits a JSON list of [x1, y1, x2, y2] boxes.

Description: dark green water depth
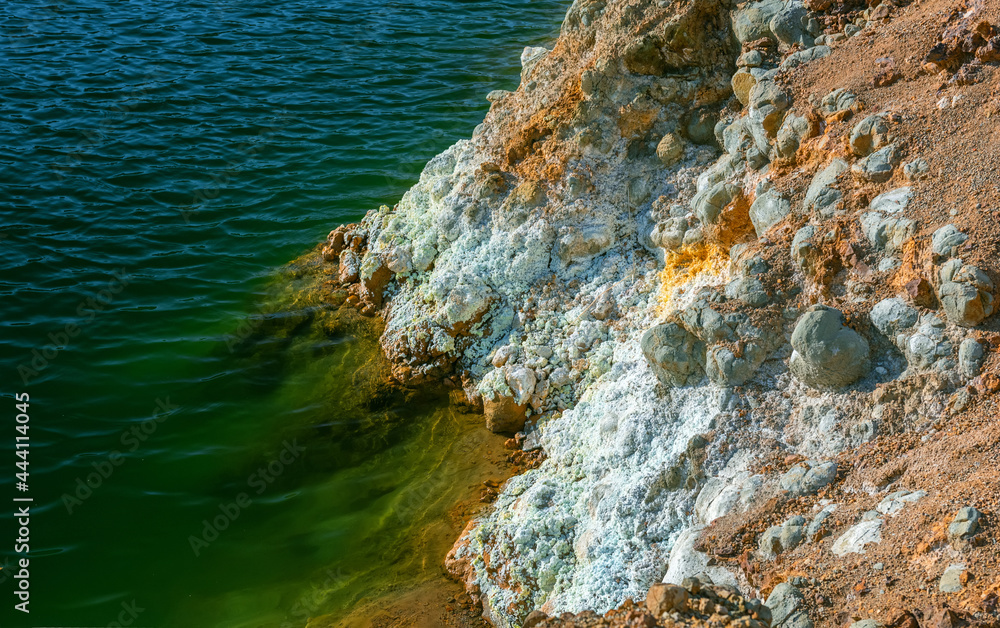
[[0, 1, 566, 625]]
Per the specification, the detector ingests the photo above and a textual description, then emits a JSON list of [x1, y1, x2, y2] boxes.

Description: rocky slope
[[317, 0, 1000, 626]]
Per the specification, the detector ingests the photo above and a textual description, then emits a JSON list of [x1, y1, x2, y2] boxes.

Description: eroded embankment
[[317, 0, 1000, 626]]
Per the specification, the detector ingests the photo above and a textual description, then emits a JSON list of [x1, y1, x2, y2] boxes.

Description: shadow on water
[[171, 248, 507, 628], [224, 248, 443, 474]]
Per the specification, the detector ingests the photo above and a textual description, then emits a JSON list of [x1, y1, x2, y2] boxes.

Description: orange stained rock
[[617, 103, 660, 140], [656, 242, 730, 315], [708, 192, 755, 251]]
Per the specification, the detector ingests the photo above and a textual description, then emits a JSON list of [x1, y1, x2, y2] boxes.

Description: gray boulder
[[851, 144, 901, 183], [806, 504, 838, 540], [750, 189, 791, 236], [803, 160, 848, 217], [940, 563, 967, 593], [781, 45, 831, 70], [931, 224, 968, 258], [832, 518, 883, 556], [938, 260, 995, 327], [759, 515, 807, 560], [738, 50, 763, 68], [746, 105, 786, 156], [722, 118, 753, 156], [818, 88, 856, 116], [749, 78, 791, 111], [860, 212, 915, 255], [745, 79, 791, 156], [651, 217, 689, 252], [870, 297, 919, 339], [770, 2, 813, 48], [684, 108, 718, 146], [785, 612, 815, 628], [732, 0, 784, 43], [940, 278, 991, 327], [790, 306, 871, 389], [725, 276, 769, 307], [705, 342, 768, 386], [904, 314, 953, 370], [775, 113, 812, 158], [692, 181, 740, 225], [791, 226, 817, 270], [903, 158, 930, 181], [765, 583, 806, 628], [877, 490, 927, 516], [958, 338, 985, 378], [781, 460, 838, 496], [641, 322, 706, 388], [869, 186, 912, 214], [948, 506, 981, 544], [849, 114, 890, 156], [864, 188, 914, 254]]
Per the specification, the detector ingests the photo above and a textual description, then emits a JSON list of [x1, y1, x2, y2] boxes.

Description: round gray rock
[[790, 306, 870, 389]]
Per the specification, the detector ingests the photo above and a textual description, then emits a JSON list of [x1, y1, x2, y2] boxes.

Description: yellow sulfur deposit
[[656, 242, 730, 316]]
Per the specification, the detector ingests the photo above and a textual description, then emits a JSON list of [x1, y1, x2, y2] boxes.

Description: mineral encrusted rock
[[789, 306, 870, 389]]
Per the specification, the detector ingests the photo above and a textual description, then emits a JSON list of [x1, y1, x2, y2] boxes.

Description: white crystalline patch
[[831, 519, 883, 556], [666, 265, 731, 314], [869, 187, 912, 214], [460, 335, 724, 622], [876, 490, 926, 516]]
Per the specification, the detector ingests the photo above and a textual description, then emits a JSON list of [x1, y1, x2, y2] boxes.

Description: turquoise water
[[0, 1, 567, 626]]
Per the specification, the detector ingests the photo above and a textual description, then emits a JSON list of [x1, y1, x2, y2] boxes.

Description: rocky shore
[[316, 0, 1000, 626]]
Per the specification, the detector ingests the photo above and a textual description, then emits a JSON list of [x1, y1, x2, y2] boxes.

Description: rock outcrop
[[319, 0, 1000, 625]]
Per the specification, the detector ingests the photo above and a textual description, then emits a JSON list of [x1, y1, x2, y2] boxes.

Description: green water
[[0, 1, 567, 625]]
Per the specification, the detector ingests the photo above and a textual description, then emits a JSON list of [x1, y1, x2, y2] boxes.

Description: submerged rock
[[484, 393, 528, 434]]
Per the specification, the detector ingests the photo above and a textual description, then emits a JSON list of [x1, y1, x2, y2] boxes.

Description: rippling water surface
[[0, 1, 567, 625]]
